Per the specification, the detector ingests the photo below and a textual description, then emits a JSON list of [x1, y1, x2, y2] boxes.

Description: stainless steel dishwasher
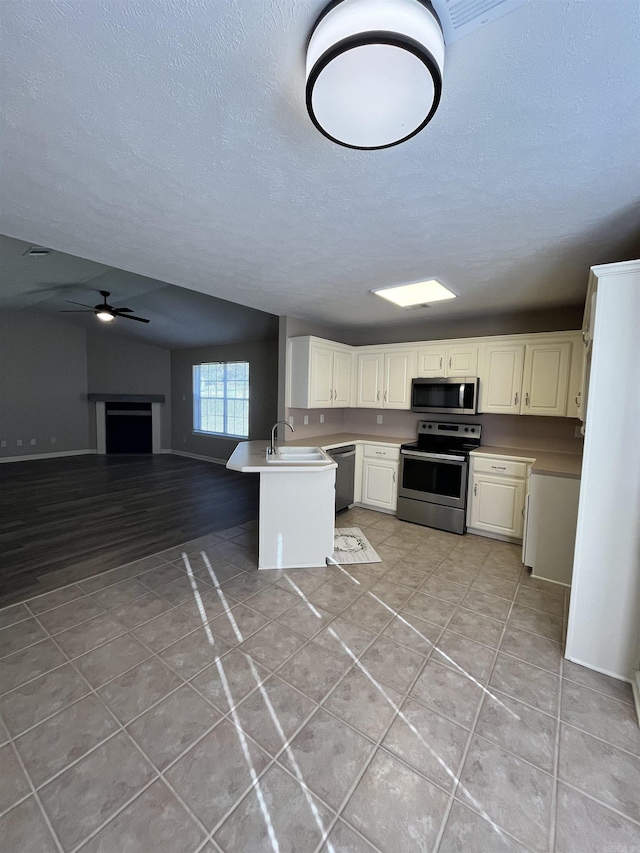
[[327, 445, 356, 513]]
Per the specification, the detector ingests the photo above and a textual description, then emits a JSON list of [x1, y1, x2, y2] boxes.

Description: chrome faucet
[[268, 420, 294, 455]]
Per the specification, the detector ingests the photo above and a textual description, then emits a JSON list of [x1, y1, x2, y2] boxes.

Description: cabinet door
[[479, 344, 525, 414], [446, 346, 478, 377], [356, 352, 383, 408], [362, 460, 398, 511], [417, 346, 446, 377], [521, 342, 571, 417], [384, 350, 414, 409], [309, 345, 333, 408], [469, 473, 525, 538], [332, 349, 352, 407]]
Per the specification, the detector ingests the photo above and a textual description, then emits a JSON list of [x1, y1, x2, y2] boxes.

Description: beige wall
[[0, 311, 90, 458], [171, 339, 278, 462], [86, 329, 172, 449]]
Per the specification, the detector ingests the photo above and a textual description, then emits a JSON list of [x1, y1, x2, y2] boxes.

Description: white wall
[[565, 260, 640, 681]]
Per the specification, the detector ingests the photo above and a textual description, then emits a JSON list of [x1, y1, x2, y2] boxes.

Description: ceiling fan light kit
[[60, 291, 150, 324], [306, 0, 445, 149]]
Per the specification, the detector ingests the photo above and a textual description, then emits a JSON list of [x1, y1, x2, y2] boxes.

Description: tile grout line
[[13, 609, 227, 852], [0, 715, 66, 853], [432, 558, 539, 853]]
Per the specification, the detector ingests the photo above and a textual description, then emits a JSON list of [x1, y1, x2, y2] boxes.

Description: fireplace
[[88, 393, 165, 455]]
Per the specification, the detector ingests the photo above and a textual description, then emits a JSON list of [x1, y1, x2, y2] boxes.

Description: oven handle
[[401, 450, 466, 463]]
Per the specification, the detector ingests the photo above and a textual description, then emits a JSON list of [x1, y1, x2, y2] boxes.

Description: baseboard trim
[[168, 450, 227, 466], [563, 653, 632, 684], [0, 449, 97, 464]]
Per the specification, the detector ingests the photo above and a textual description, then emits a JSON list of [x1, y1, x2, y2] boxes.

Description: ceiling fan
[[60, 290, 150, 324]]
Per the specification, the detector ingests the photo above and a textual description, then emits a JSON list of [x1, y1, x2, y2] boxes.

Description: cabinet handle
[[575, 392, 581, 406], [491, 465, 506, 471], [393, 471, 396, 483], [377, 390, 380, 401], [514, 392, 519, 405], [525, 392, 529, 406], [375, 451, 384, 455], [449, 357, 452, 370], [439, 357, 443, 370], [329, 389, 333, 400], [384, 391, 387, 402], [582, 327, 589, 346], [333, 389, 337, 401], [474, 483, 477, 496]]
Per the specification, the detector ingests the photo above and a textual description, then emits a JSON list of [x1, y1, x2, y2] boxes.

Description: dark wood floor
[[0, 454, 258, 606]]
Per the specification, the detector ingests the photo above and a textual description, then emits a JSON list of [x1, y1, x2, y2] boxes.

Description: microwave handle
[[459, 383, 465, 409]]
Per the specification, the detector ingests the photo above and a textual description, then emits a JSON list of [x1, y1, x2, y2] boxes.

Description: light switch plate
[[303, 415, 309, 425], [377, 415, 383, 424], [320, 414, 324, 423]]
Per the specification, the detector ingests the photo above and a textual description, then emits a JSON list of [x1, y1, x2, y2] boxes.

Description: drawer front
[[363, 444, 400, 461], [472, 456, 528, 478]]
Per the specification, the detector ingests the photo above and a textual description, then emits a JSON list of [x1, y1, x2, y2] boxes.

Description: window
[[193, 361, 249, 438]]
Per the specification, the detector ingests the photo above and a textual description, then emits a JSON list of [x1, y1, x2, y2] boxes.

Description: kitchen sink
[[266, 446, 328, 463]]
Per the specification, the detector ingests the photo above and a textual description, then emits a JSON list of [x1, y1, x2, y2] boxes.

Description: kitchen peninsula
[[227, 440, 337, 570]]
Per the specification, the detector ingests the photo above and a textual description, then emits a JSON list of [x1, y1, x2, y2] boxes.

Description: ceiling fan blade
[[65, 300, 95, 308], [59, 309, 95, 313], [119, 314, 150, 323], [112, 307, 134, 313]]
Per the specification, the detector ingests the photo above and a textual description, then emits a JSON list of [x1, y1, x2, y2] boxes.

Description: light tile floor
[[1, 508, 639, 853]]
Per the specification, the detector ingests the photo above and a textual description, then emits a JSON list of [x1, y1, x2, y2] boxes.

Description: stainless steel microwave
[[411, 377, 479, 415]]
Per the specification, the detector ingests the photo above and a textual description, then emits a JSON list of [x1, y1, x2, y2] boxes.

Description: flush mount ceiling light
[[371, 278, 456, 307], [306, 0, 445, 150]]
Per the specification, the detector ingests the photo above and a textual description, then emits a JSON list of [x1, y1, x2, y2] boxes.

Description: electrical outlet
[[289, 416, 294, 426], [16, 439, 22, 446], [377, 415, 383, 424], [303, 415, 309, 425], [30, 439, 36, 445], [319, 414, 324, 424], [51, 437, 56, 444], [0, 440, 6, 448]]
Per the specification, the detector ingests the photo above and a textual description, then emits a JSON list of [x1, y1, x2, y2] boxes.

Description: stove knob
[[470, 428, 475, 433], [464, 427, 468, 432]]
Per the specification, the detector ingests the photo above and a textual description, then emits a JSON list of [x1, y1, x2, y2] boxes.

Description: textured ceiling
[[1, 0, 639, 333]]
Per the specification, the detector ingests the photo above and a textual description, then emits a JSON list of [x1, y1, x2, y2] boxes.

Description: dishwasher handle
[[327, 445, 356, 459]]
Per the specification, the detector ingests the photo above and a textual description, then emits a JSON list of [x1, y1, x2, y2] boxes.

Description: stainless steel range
[[396, 420, 482, 535]]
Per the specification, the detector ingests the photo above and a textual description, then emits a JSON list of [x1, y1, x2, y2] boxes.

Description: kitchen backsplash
[[286, 407, 583, 454]]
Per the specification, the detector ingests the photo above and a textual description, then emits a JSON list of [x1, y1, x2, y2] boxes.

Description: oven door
[[398, 450, 468, 509]]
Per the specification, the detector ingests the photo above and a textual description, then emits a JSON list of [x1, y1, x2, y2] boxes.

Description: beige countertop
[[471, 445, 582, 478], [286, 432, 408, 450], [287, 432, 582, 478]]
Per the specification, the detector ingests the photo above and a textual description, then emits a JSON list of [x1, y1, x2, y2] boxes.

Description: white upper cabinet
[[417, 344, 478, 378], [289, 332, 581, 418], [479, 343, 525, 414], [356, 350, 384, 407], [479, 335, 576, 417], [384, 349, 415, 408], [356, 348, 415, 409], [288, 337, 354, 409], [520, 341, 571, 417]]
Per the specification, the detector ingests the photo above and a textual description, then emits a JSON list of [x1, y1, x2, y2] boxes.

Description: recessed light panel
[[371, 279, 456, 307]]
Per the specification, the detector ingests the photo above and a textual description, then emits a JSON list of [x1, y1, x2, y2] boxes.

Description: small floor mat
[[331, 528, 381, 565]]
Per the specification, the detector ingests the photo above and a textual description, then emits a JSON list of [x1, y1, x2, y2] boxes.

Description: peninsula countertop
[[226, 440, 337, 473]]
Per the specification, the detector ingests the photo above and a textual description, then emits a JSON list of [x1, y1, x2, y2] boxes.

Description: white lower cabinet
[[358, 443, 399, 512], [467, 454, 531, 541]]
